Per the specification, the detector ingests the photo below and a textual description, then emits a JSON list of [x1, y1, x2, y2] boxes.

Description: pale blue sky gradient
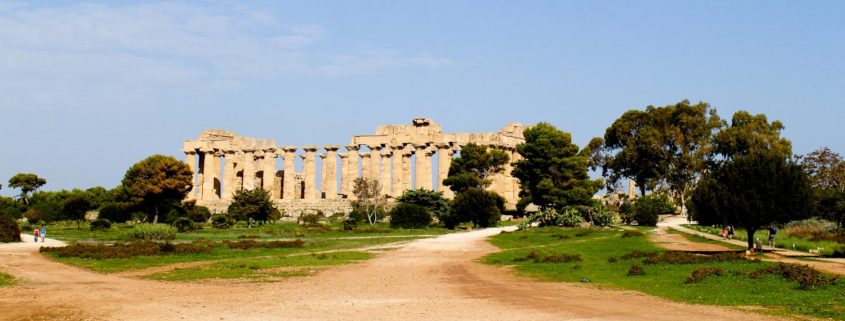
[[1, 1, 844, 195]]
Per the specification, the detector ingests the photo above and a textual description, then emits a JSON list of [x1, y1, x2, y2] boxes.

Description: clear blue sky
[[1, 1, 844, 195]]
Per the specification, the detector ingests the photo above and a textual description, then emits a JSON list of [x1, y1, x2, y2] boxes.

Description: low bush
[[89, 219, 112, 231], [0, 215, 21, 242], [627, 264, 646, 276], [574, 230, 592, 237], [187, 205, 212, 223], [633, 198, 660, 226], [211, 214, 234, 229], [389, 203, 432, 229], [514, 250, 581, 263], [125, 224, 176, 241], [591, 206, 617, 227], [298, 212, 323, 225], [237, 234, 261, 239], [351, 227, 391, 233], [41, 240, 213, 259], [222, 239, 304, 250], [620, 250, 657, 260], [172, 217, 197, 233], [749, 263, 838, 289], [621, 230, 644, 238], [343, 219, 357, 231], [686, 267, 723, 283]]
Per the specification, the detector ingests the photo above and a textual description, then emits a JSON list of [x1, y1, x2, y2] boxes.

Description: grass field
[[0, 272, 14, 287], [484, 227, 844, 320], [684, 224, 843, 256]]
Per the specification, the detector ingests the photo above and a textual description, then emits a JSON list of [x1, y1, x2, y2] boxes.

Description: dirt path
[[0, 228, 788, 321], [649, 226, 732, 252]]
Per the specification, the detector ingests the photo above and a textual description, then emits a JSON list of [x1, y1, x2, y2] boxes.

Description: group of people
[[719, 225, 735, 240], [32, 225, 46, 243]]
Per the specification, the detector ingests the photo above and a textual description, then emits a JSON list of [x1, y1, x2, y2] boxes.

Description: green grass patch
[[44, 236, 421, 273], [147, 251, 370, 282], [683, 224, 844, 256], [0, 272, 14, 287], [484, 227, 845, 320]]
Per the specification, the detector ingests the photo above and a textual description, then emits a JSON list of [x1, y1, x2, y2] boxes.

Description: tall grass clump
[[125, 224, 176, 241]]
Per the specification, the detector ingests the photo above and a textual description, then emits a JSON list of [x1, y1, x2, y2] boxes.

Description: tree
[[395, 189, 450, 223], [513, 122, 601, 210], [389, 203, 432, 229], [449, 188, 504, 228], [352, 177, 387, 227], [8, 173, 47, 205], [61, 194, 92, 229], [120, 155, 193, 224], [227, 188, 275, 227], [443, 143, 509, 193], [801, 147, 845, 193], [689, 153, 812, 249], [597, 101, 721, 207], [712, 111, 792, 160]]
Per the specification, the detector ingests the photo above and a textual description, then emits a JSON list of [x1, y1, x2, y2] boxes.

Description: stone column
[[502, 147, 515, 205], [339, 153, 349, 197], [380, 147, 392, 196], [261, 148, 276, 193], [241, 149, 256, 191], [345, 145, 360, 199], [369, 145, 382, 182], [628, 179, 636, 199], [360, 152, 372, 183], [414, 144, 428, 189], [402, 147, 413, 191], [324, 145, 339, 199], [302, 146, 318, 200], [222, 150, 237, 200], [281, 146, 297, 200], [422, 147, 434, 190], [436, 143, 454, 198], [391, 144, 405, 197], [184, 150, 197, 199], [201, 148, 217, 200]]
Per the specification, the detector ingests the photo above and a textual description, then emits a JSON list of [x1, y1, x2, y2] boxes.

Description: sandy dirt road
[[0, 228, 787, 321]]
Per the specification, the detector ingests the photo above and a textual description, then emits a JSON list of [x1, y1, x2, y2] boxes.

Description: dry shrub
[[620, 250, 658, 260], [514, 250, 582, 263], [352, 227, 391, 233], [627, 264, 645, 276], [686, 267, 723, 283], [621, 230, 644, 238], [223, 239, 304, 250], [644, 251, 745, 265], [552, 234, 571, 240], [40, 240, 213, 259], [750, 263, 838, 289], [575, 230, 592, 237]]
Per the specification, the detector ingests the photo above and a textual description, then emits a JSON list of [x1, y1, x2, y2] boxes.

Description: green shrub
[[450, 188, 504, 228], [633, 197, 660, 226], [396, 189, 451, 222], [98, 203, 132, 223], [591, 204, 617, 226], [514, 250, 581, 263], [343, 218, 357, 231], [187, 205, 211, 223], [749, 262, 838, 289], [389, 203, 432, 229], [211, 214, 234, 229], [125, 224, 176, 241], [172, 217, 197, 232], [621, 230, 644, 238], [0, 215, 21, 242], [89, 219, 112, 231], [618, 201, 635, 224], [298, 212, 323, 225]]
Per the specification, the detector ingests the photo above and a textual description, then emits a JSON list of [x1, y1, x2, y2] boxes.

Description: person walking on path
[[767, 226, 778, 248], [727, 226, 734, 240], [40, 225, 46, 243], [33, 228, 40, 242]]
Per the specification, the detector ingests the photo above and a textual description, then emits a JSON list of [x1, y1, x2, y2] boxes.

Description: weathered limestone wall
[[183, 118, 527, 214]]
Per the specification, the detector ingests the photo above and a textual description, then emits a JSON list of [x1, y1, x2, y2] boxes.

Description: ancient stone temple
[[182, 118, 527, 214]]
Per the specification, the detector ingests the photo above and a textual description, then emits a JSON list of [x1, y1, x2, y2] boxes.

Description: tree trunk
[[746, 227, 756, 250], [638, 181, 646, 198]]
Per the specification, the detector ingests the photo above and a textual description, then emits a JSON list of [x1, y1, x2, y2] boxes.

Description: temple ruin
[[182, 118, 527, 214]]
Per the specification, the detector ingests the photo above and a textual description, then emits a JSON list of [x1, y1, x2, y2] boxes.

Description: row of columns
[[185, 143, 462, 202]]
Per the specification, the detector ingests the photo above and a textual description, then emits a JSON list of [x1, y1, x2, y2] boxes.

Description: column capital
[[359, 152, 371, 158], [319, 153, 327, 159], [281, 146, 298, 153], [370, 144, 384, 151], [338, 152, 349, 159], [183, 149, 197, 155], [345, 145, 360, 152], [324, 145, 340, 152], [302, 145, 319, 152], [435, 142, 453, 149], [199, 147, 215, 154], [390, 143, 405, 150], [413, 143, 428, 150], [381, 148, 393, 157]]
